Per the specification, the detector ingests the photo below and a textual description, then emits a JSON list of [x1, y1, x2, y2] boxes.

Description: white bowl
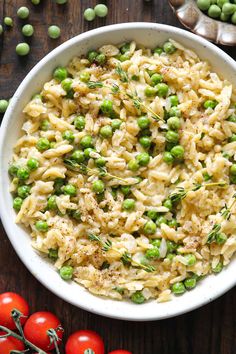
[[1, 23, 236, 321]]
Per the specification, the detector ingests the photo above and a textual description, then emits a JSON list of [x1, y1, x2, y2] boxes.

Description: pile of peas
[[197, 0, 236, 24]]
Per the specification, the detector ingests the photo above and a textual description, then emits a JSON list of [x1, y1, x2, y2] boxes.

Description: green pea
[[227, 114, 236, 122], [163, 198, 172, 210], [136, 152, 150, 166], [22, 24, 34, 37], [54, 178, 65, 195], [0, 25, 3, 35], [94, 4, 108, 17], [184, 277, 197, 290], [84, 8, 96, 21], [170, 145, 184, 159], [208, 4, 221, 17], [232, 11, 236, 24], [31, 0, 41, 4], [80, 71, 90, 83], [156, 216, 167, 228], [27, 158, 39, 171], [96, 53, 106, 65], [169, 95, 179, 106], [17, 6, 29, 19], [168, 106, 181, 118], [230, 164, 236, 175], [119, 43, 130, 54], [150, 73, 163, 86], [80, 135, 93, 149], [100, 125, 113, 139], [61, 78, 73, 92], [222, 2, 236, 14], [122, 198, 135, 211], [53, 67, 68, 82], [153, 47, 163, 55], [229, 134, 236, 142], [120, 185, 131, 196], [215, 232, 227, 245], [167, 117, 180, 130], [71, 150, 85, 163], [139, 136, 152, 149], [9, 164, 19, 177], [203, 100, 218, 109], [143, 220, 157, 235], [131, 291, 145, 304], [50, 142, 56, 149], [13, 197, 23, 211], [168, 218, 178, 228], [156, 83, 169, 97], [17, 167, 29, 180], [220, 12, 230, 21], [146, 247, 160, 259], [100, 99, 113, 115], [137, 116, 150, 129], [40, 119, 50, 131], [62, 130, 74, 143], [128, 159, 139, 171], [163, 151, 174, 164], [118, 53, 130, 62], [166, 240, 178, 253], [147, 210, 159, 221], [92, 180, 105, 194], [47, 195, 57, 210], [48, 248, 58, 261], [184, 254, 196, 266], [197, 0, 211, 10], [72, 210, 81, 221], [144, 86, 157, 97], [48, 25, 61, 39], [87, 50, 98, 63], [62, 184, 77, 196], [163, 41, 176, 54], [60, 265, 73, 280], [4, 17, 13, 26], [95, 157, 106, 167], [16, 43, 30, 56], [166, 253, 175, 261], [0, 99, 9, 113], [84, 148, 96, 159], [74, 115, 85, 131], [171, 282, 186, 294], [111, 119, 122, 131], [17, 185, 30, 199], [165, 130, 179, 144], [151, 239, 161, 247], [212, 261, 223, 273], [35, 220, 49, 232]]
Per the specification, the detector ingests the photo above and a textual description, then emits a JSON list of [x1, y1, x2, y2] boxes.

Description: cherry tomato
[[24, 311, 63, 351], [0, 331, 25, 354], [108, 351, 132, 354], [65, 330, 105, 354], [0, 292, 29, 330]]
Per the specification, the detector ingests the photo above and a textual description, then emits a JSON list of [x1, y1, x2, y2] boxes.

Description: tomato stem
[[0, 325, 48, 354], [47, 327, 62, 354]]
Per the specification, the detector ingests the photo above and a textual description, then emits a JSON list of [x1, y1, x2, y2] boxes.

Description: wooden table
[[0, 1, 236, 353]]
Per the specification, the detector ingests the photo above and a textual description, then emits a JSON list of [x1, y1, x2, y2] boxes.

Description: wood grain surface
[[1, 1, 236, 354]]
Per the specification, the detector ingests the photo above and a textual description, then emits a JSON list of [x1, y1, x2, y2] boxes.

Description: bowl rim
[[1, 22, 236, 321]]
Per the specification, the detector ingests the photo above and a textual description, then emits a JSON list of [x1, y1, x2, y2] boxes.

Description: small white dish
[[1, 23, 236, 321]]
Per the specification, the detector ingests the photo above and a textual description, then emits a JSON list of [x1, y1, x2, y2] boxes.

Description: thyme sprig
[[88, 233, 156, 273], [169, 181, 227, 203], [64, 158, 128, 183], [206, 193, 236, 244]]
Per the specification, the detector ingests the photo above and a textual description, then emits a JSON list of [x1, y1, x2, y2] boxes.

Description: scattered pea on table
[[48, 25, 61, 39], [17, 6, 30, 19], [16, 43, 30, 56], [22, 24, 34, 37]]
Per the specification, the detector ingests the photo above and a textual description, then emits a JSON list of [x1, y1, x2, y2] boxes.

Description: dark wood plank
[[0, 1, 236, 353]]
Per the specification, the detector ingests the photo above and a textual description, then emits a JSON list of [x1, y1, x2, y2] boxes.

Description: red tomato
[[65, 330, 105, 354], [24, 311, 63, 351], [109, 351, 132, 354], [0, 331, 25, 354], [0, 292, 29, 330]]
